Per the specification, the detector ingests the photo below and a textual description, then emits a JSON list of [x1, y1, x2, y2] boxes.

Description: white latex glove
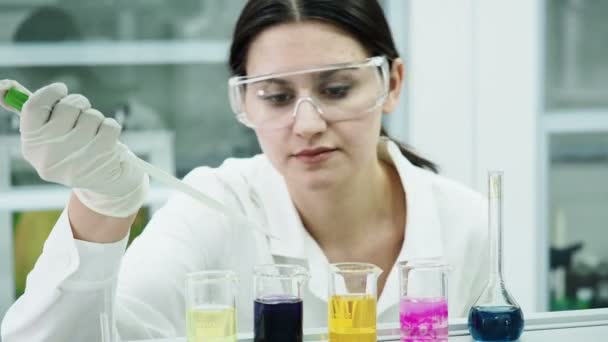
[[0, 80, 148, 218]]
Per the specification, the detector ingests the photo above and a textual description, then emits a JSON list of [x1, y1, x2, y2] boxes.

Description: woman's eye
[[263, 93, 294, 106], [322, 84, 351, 98]]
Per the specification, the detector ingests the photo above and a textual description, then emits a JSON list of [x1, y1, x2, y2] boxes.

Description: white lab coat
[[1, 139, 489, 341]]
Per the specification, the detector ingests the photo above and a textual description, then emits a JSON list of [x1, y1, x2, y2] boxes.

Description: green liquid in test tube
[[3, 88, 29, 111]]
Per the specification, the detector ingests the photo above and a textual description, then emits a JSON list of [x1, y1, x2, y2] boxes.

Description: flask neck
[[488, 173, 504, 281]]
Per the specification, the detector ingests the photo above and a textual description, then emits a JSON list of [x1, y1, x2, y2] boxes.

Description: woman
[[0, 0, 488, 340]]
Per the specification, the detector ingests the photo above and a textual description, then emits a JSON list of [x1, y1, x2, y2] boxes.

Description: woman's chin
[[283, 159, 349, 192], [294, 170, 342, 192]]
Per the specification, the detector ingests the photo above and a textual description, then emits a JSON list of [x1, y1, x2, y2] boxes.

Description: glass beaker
[[185, 270, 238, 342], [253, 264, 310, 342], [328, 262, 383, 342], [467, 171, 524, 341], [398, 259, 450, 341]]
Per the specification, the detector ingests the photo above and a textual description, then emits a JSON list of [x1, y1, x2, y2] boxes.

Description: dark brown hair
[[229, 0, 438, 172]]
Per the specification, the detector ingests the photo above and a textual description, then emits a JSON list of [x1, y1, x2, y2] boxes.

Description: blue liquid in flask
[[468, 305, 524, 341]]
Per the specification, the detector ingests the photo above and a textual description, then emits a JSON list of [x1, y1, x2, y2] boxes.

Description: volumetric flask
[[468, 171, 524, 341], [399, 259, 450, 341], [253, 264, 310, 342], [328, 262, 382, 342], [185, 270, 238, 342]]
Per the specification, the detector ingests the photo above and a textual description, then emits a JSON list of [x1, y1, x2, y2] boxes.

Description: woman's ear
[[382, 57, 404, 114]]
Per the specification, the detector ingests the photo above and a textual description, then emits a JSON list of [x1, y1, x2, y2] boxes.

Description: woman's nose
[[291, 97, 327, 138]]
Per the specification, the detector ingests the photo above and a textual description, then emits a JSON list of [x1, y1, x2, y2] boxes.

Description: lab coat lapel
[[252, 158, 308, 260], [376, 140, 445, 315], [252, 158, 330, 302], [251, 157, 332, 305], [304, 230, 330, 302]]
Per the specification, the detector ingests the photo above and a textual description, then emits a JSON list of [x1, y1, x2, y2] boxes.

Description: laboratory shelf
[[542, 110, 608, 134], [0, 40, 230, 67]]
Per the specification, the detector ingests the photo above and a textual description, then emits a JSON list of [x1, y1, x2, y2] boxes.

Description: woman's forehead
[[246, 21, 369, 76]]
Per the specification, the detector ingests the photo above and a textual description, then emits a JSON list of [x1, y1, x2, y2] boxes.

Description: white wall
[[407, 0, 476, 186], [407, 0, 544, 312], [473, 0, 543, 313]]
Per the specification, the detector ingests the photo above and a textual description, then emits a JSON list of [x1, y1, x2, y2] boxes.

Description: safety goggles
[[228, 56, 390, 129]]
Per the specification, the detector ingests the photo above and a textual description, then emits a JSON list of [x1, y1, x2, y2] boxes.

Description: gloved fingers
[[99, 117, 122, 142], [73, 108, 105, 141], [89, 118, 122, 154], [35, 116, 113, 183], [0, 79, 32, 112], [47, 94, 92, 136], [20, 83, 68, 132]]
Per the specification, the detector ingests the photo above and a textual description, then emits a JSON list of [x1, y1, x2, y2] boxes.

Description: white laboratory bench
[[130, 308, 608, 341]]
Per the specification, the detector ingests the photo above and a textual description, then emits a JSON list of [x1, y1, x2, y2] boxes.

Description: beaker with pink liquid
[[398, 259, 451, 341]]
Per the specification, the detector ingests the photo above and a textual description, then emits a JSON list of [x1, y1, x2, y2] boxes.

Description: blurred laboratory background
[[0, 0, 607, 322]]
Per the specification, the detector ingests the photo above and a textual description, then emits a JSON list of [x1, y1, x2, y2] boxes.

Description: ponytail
[[380, 127, 438, 173]]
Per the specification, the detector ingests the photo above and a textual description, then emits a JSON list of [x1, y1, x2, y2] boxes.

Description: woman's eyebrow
[[318, 68, 356, 80], [256, 77, 292, 87]]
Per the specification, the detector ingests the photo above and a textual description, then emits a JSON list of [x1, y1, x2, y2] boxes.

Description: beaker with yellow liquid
[[328, 263, 382, 342], [185, 270, 238, 342]]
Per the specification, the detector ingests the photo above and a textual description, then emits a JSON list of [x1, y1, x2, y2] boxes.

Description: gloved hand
[[0, 79, 148, 218]]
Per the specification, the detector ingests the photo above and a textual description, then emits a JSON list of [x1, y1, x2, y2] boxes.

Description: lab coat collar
[[254, 139, 445, 313]]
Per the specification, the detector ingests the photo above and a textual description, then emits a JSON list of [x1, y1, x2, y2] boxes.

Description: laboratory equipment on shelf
[[468, 171, 524, 341]]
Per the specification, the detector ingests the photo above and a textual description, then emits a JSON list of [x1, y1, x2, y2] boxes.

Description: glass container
[[328, 262, 382, 342], [253, 264, 309, 342], [467, 171, 525, 341], [399, 259, 450, 341], [185, 270, 238, 342]]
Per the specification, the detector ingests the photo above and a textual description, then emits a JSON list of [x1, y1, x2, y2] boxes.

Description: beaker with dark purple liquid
[[254, 295, 303, 342], [253, 264, 309, 342]]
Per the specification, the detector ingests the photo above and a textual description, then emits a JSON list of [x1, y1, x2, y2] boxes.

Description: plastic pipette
[[3, 86, 262, 231]]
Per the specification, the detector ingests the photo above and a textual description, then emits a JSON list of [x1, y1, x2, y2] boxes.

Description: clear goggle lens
[[228, 56, 389, 129]]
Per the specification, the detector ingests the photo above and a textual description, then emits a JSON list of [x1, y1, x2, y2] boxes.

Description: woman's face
[[246, 21, 391, 191]]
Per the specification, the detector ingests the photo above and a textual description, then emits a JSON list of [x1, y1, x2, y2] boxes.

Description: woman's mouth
[[293, 147, 337, 164]]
